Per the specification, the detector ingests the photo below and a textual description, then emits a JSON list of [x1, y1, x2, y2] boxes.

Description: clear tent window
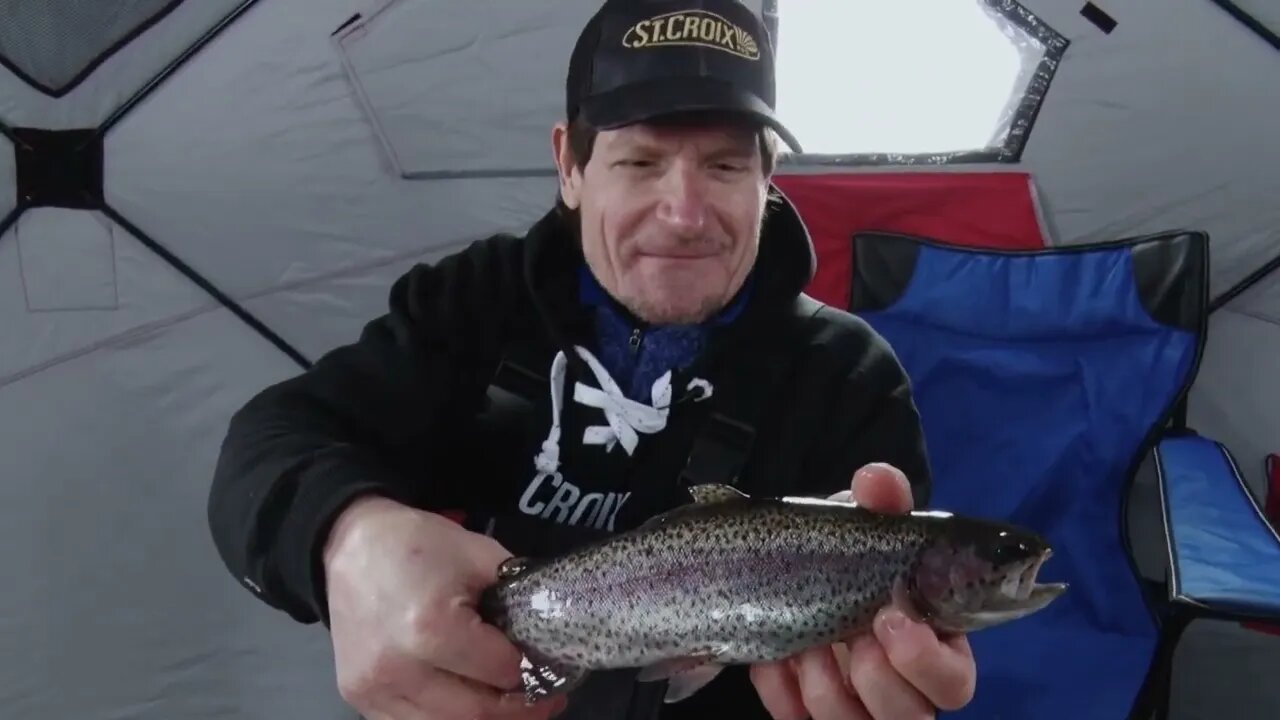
[[770, 0, 1057, 159]]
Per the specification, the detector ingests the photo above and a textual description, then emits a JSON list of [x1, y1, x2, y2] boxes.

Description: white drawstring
[[533, 351, 569, 475], [531, 345, 713, 475]]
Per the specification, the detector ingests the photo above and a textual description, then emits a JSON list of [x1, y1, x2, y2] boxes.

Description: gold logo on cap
[[622, 10, 760, 60]]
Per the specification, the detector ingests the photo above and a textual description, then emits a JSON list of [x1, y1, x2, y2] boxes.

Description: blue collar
[[577, 264, 752, 326]]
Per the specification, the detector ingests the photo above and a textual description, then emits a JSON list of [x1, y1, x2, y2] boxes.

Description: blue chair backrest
[[849, 230, 1208, 718]]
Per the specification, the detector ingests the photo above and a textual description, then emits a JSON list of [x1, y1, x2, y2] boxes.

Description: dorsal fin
[[688, 483, 748, 505]]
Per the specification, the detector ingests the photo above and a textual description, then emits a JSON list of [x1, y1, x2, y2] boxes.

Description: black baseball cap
[[565, 0, 803, 153]]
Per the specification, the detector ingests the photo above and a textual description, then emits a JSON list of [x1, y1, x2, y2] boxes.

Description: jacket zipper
[[628, 328, 643, 353]]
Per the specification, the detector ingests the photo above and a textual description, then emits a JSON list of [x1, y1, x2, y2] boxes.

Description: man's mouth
[[637, 250, 717, 260]]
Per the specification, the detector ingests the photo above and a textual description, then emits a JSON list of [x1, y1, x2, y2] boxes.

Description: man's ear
[[552, 121, 582, 210]]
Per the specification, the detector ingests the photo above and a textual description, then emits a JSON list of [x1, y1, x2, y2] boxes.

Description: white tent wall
[[0, 0, 1276, 719]]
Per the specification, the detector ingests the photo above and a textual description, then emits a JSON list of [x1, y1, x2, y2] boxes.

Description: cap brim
[[578, 78, 803, 154]]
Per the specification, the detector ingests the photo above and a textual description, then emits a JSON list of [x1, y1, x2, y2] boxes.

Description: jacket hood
[[520, 183, 817, 356]]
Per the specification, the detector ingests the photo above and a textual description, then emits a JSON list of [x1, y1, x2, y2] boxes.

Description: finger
[[364, 694, 430, 720], [408, 600, 526, 691], [846, 634, 935, 720], [402, 666, 561, 720], [358, 705, 402, 720], [851, 463, 913, 514], [832, 641, 852, 679], [388, 693, 446, 720], [497, 694, 570, 720], [795, 646, 871, 720], [873, 608, 976, 711], [465, 533, 520, 584], [749, 660, 809, 720]]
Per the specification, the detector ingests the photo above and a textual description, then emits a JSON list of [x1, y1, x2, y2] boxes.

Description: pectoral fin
[[636, 652, 727, 703]]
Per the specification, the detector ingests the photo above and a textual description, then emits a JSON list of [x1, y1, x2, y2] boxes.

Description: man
[[207, 0, 977, 718]]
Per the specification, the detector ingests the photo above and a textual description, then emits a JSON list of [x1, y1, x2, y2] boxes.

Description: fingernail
[[880, 609, 908, 634], [874, 462, 908, 479]]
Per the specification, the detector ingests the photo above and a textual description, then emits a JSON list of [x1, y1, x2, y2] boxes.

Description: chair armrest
[[1154, 431, 1280, 623]]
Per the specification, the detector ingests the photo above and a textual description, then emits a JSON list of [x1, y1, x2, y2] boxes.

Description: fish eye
[[991, 539, 1029, 565]]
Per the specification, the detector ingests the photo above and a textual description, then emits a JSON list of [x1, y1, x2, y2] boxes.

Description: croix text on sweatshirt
[[517, 472, 630, 531]]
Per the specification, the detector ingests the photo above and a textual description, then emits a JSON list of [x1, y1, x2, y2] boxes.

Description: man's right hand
[[322, 495, 566, 720]]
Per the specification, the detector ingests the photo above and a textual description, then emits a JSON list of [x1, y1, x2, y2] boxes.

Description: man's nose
[[655, 164, 708, 234]]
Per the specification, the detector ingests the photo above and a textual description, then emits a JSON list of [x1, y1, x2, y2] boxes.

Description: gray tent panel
[[0, 0, 246, 128], [14, 209, 118, 311], [104, 0, 567, 360], [334, 0, 595, 178], [0, 214, 210, 382], [1015, 0, 1280, 300], [0, 0, 179, 96], [0, 301, 347, 718], [1230, 269, 1280, 326], [1191, 278, 1280, 498], [236, 239, 457, 362]]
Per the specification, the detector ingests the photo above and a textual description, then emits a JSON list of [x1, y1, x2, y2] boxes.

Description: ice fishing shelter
[[0, 1, 1276, 718]]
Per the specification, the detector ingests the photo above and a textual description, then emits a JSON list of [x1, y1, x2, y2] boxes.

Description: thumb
[[851, 463, 913, 513]]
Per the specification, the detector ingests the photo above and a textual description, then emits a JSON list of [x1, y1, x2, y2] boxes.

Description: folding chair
[[848, 229, 1280, 719]]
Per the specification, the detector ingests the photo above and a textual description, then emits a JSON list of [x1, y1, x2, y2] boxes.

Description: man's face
[[553, 119, 769, 325]]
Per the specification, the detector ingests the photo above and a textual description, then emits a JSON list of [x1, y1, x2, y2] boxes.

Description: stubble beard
[[618, 277, 729, 325]]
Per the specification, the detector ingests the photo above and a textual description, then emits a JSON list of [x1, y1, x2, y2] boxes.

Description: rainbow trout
[[479, 483, 1066, 704]]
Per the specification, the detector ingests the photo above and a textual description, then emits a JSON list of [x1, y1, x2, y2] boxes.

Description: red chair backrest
[[772, 171, 1051, 308]]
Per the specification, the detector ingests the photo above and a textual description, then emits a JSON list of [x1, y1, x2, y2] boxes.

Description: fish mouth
[[998, 549, 1067, 610]]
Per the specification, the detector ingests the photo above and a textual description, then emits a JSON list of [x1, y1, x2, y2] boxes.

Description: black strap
[[677, 410, 758, 487], [677, 294, 826, 489], [488, 347, 549, 406]]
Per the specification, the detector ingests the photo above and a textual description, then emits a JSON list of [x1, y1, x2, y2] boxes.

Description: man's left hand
[[749, 463, 977, 719]]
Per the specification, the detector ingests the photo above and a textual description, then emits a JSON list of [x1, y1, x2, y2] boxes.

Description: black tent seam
[[0, 0, 188, 99], [82, 0, 313, 369], [100, 203, 311, 368], [98, 0, 262, 137], [1210, 247, 1280, 312], [0, 0, 306, 369], [1206, 1, 1280, 51], [0, 203, 23, 239], [771, 0, 1069, 168]]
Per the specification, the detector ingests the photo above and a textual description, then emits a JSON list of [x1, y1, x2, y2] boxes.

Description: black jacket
[[207, 190, 932, 720]]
